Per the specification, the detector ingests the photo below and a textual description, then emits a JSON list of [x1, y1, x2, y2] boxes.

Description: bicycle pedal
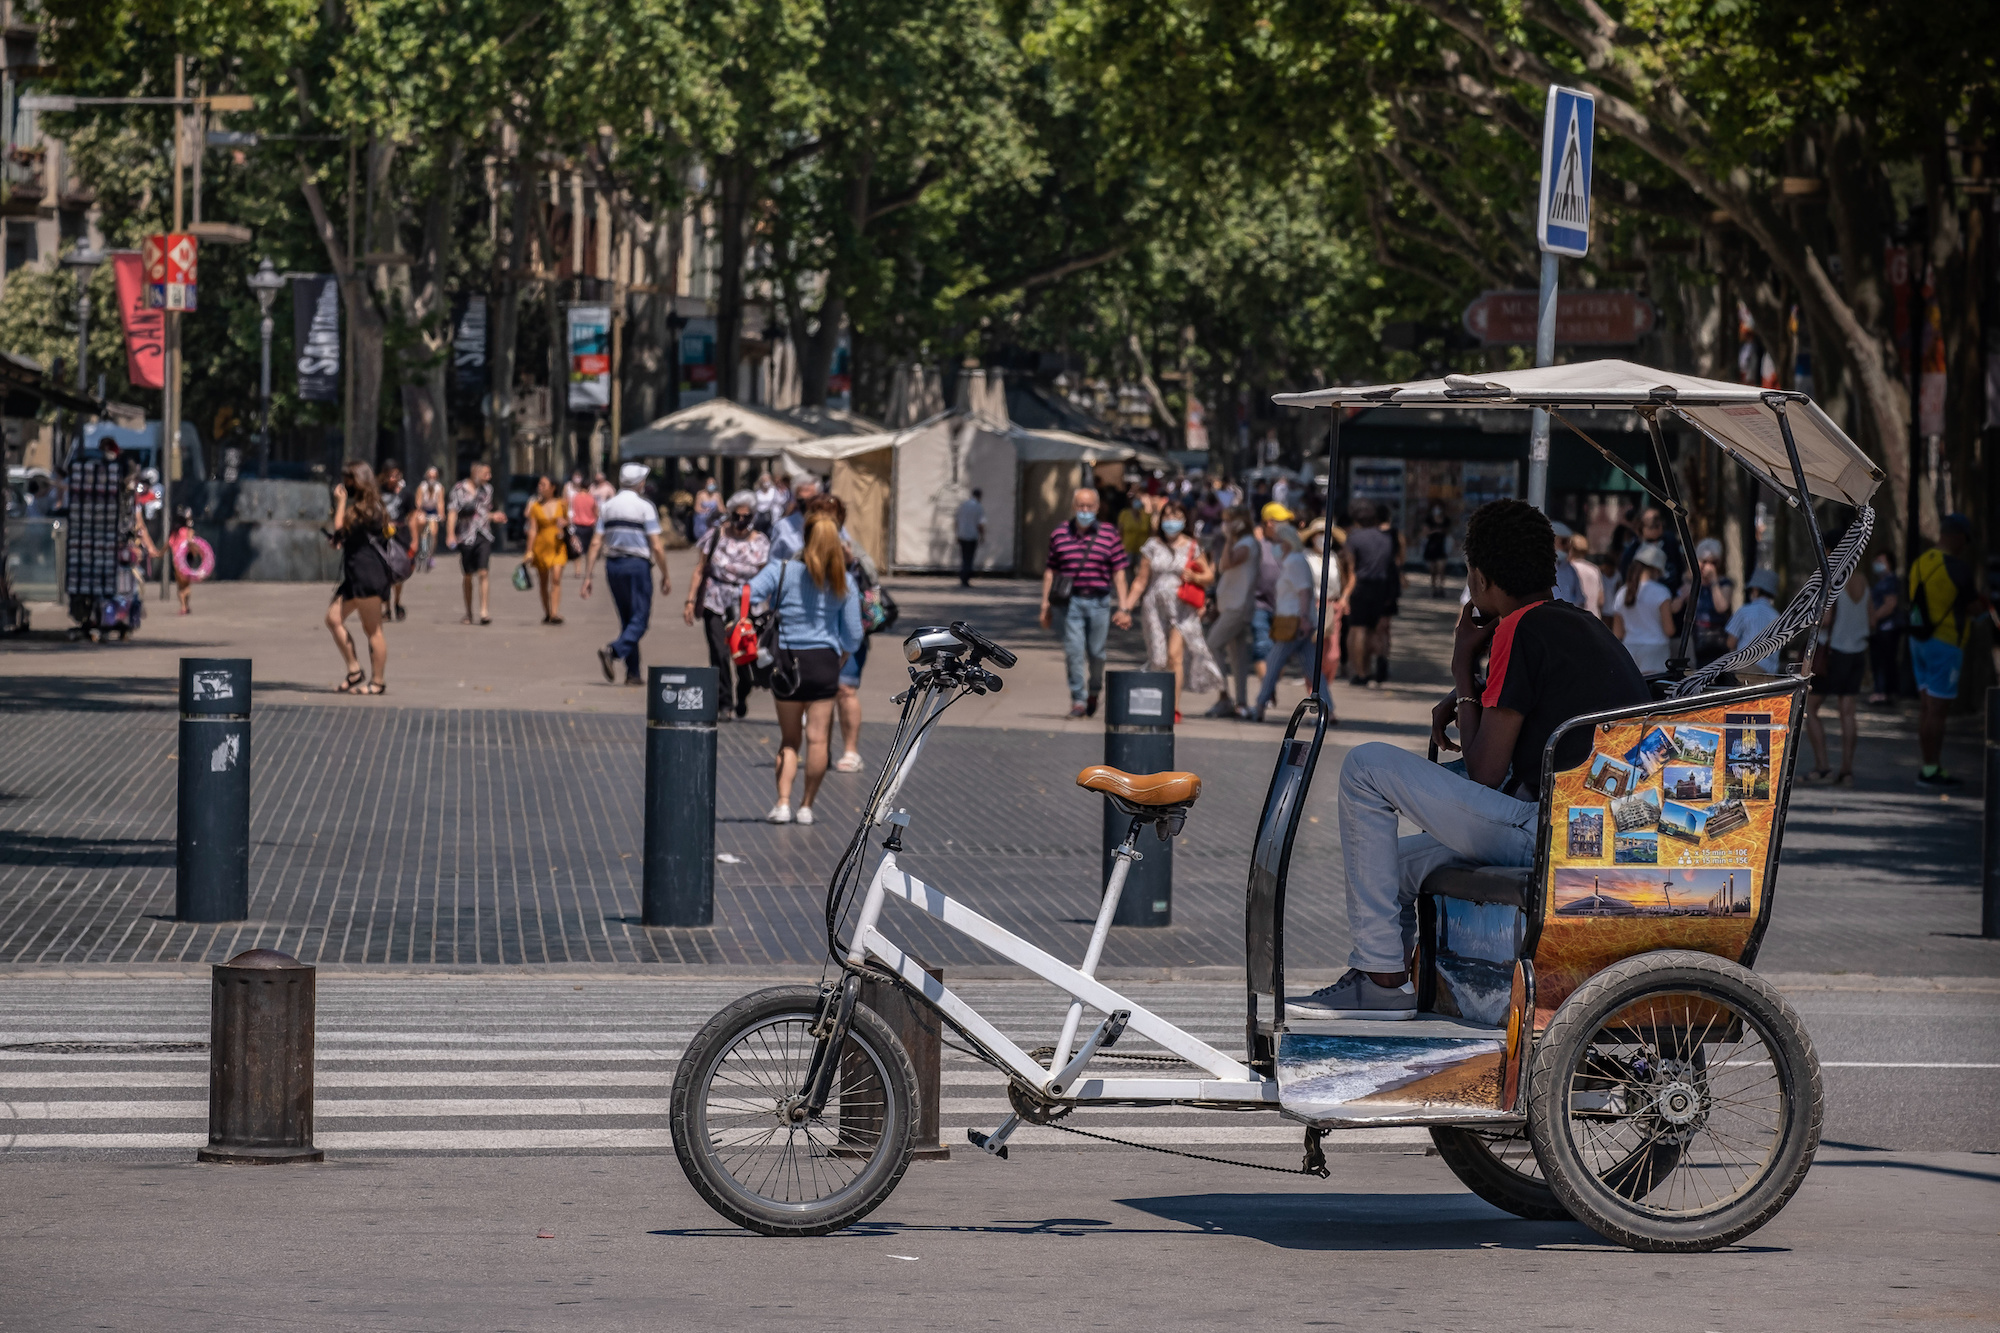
[[1100, 1009, 1131, 1049], [966, 1128, 1009, 1160]]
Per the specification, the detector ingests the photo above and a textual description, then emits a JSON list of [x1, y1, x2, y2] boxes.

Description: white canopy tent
[[617, 398, 883, 462], [778, 411, 1175, 573], [1272, 360, 1881, 507]]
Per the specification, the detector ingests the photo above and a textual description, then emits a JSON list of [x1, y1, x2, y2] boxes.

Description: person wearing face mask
[[1866, 553, 1900, 705], [684, 490, 769, 718], [1041, 486, 1135, 718], [1129, 499, 1221, 722]]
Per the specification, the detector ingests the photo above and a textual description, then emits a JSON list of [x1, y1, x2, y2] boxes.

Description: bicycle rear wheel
[[671, 985, 918, 1236]]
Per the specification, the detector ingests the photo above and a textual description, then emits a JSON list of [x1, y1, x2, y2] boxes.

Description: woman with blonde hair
[[325, 459, 392, 694], [1128, 498, 1222, 722], [745, 513, 863, 825], [523, 474, 570, 624]]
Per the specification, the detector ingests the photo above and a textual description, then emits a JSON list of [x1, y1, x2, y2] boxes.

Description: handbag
[[1270, 613, 1301, 643], [1048, 570, 1076, 607], [1176, 581, 1206, 613], [854, 563, 900, 635], [372, 533, 413, 584], [755, 564, 801, 695], [511, 561, 532, 592], [727, 585, 761, 665]]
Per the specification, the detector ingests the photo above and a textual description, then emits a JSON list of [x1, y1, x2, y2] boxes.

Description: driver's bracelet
[[1455, 695, 1482, 709]]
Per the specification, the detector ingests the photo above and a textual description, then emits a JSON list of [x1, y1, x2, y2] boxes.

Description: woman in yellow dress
[[524, 475, 570, 624]]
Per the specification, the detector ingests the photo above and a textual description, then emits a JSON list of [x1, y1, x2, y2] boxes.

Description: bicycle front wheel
[[671, 985, 918, 1236]]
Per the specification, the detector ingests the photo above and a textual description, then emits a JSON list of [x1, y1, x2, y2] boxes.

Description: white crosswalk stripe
[[0, 977, 1419, 1157]]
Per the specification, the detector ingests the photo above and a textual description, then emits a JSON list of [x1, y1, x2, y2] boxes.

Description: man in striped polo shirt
[[1040, 486, 1134, 718]]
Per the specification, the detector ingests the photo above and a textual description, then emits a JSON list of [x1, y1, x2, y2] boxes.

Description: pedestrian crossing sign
[[1537, 85, 1594, 257]]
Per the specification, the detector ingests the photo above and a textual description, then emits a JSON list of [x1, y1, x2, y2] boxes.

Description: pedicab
[[670, 360, 1879, 1252]]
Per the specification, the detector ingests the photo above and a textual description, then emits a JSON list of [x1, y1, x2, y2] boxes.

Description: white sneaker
[[794, 806, 815, 826], [834, 752, 864, 773], [765, 802, 792, 824]]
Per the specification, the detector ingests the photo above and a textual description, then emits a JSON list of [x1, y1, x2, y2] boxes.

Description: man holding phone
[[1289, 499, 1649, 1019]]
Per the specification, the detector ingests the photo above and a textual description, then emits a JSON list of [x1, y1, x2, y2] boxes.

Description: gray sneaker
[[1286, 969, 1418, 1020]]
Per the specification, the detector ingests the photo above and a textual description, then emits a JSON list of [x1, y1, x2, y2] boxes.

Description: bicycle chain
[[1037, 1118, 1331, 1178]]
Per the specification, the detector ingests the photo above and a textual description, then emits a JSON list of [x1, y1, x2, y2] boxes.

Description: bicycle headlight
[[903, 625, 965, 665]]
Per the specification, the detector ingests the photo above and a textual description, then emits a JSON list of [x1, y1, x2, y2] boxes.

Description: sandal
[[479, 616, 492, 625], [1807, 768, 1832, 783], [334, 669, 365, 694], [361, 681, 388, 695]]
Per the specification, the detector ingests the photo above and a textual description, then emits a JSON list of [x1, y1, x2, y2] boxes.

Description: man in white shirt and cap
[[581, 463, 673, 684]]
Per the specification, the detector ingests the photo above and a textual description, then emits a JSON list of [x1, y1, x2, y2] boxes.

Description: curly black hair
[[1462, 498, 1557, 598]]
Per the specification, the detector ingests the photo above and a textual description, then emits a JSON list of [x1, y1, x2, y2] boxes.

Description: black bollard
[[199, 948, 322, 1164], [643, 665, 719, 927], [177, 658, 251, 923], [1102, 670, 1175, 927], [1985, 688, 2000, 939]]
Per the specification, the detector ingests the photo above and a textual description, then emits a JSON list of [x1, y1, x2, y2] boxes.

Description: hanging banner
[[566, 304, 611, 409], [291, 275, 342, 403], [109, 252, 165, 390], [450, 293, 489, 404], [142, 232, 198, 310], [678, 316, 717, 404]]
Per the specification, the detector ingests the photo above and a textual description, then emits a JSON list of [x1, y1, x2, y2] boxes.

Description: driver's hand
[[1431, 694, 1462, 753]]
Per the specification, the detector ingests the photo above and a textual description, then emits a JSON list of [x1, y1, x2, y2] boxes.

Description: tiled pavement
[[0, 701, 1993, 976]]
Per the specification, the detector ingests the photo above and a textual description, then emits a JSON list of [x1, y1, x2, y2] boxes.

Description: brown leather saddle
[[1075, 764, 1201, 838]]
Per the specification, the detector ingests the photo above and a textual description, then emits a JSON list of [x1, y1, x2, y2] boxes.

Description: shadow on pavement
[[1117, 1191, 1607, 1250], [0, 832, 176, 866]]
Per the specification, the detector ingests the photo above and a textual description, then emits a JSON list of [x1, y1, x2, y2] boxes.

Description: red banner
[[111, 252, 165, 390]]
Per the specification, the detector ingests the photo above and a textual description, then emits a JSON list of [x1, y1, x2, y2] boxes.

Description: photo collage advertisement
[[1547, 696, 1792, 921]]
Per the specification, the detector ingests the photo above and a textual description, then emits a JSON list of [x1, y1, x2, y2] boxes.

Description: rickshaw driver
[[1290, 499, 1650, 1019]]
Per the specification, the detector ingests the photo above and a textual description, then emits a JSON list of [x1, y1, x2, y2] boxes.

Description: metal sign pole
[[1526, 251, 1559, 511], [1529, 83, 1595, 515]]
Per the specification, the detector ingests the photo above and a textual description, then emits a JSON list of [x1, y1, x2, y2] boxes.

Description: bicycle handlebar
[[949, 621, 1016, 670]]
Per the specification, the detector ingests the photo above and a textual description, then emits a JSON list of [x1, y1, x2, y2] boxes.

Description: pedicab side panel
[[1244, 699, 1330, 1074], [1529, 678, 1807, 1027]]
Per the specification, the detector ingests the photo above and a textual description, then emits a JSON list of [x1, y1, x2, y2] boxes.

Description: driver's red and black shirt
[[1481, 598, 1648, 798]]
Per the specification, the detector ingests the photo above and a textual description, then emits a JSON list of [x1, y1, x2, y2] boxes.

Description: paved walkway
[[3, 579, 1993, 977]]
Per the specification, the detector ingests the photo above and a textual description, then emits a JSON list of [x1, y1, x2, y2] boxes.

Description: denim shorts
[[1909, 635, 1962, 700]]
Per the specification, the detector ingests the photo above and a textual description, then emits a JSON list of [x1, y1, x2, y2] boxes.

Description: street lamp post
[[249, 258, 284, 479], [58, 244, 104, 470]]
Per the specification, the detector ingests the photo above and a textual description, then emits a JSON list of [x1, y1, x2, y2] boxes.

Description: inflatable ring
[[172, 534, 216, 582]]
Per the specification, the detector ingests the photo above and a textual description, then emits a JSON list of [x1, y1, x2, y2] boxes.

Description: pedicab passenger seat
[[1419, 864, 1532, 911]]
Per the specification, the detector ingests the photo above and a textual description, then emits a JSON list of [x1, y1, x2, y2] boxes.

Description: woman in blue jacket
[[749, 515, 864, 825]]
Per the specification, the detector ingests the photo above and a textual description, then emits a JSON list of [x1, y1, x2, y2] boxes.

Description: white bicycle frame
[[841, 675, 1277, 1150]]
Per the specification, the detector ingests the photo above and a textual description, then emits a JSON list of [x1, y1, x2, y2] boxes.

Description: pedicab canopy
[[1273, 359, 1882, 508]]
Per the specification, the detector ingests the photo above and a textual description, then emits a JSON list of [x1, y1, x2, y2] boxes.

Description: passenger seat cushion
[[1420, 865, 1532, 910]]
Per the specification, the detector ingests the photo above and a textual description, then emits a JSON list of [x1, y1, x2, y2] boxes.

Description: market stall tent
[[617, 398, 882, 460], [781, 412, 1172, 575]]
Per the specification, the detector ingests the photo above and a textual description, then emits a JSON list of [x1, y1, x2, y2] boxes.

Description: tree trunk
[[490, 151, 535, 468], [297, 158, 387, 465], [715, 161, 750, 402], [403, 136, 460, 481]]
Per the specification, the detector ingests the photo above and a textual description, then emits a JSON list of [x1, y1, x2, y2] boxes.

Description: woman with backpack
[[325, 460, 393, 695], [746, 513, 863, 825], [683, 490, 768, 720]]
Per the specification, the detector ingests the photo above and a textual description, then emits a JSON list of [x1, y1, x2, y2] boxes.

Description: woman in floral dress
[[1130, 499, 1222, 721], [683, 489, 771, 719]]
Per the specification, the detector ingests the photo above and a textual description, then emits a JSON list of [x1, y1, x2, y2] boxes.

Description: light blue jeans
[[1336, 742, 1537, 973], [1252, 633, 1331, 716], [1062, 593, 1114, 703]]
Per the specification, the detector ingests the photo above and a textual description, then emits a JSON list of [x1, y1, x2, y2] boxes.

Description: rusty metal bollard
[[197, 948, 323, 1164], [859, 962, 950, 1161]]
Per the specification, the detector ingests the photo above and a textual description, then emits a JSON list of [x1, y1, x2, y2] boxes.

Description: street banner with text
[[451, 293, 489, 406], [109, 252, 165, 390], [567, 304, 611, 409], [142, 233, 198, 310], [291, 275, 342, 403]]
